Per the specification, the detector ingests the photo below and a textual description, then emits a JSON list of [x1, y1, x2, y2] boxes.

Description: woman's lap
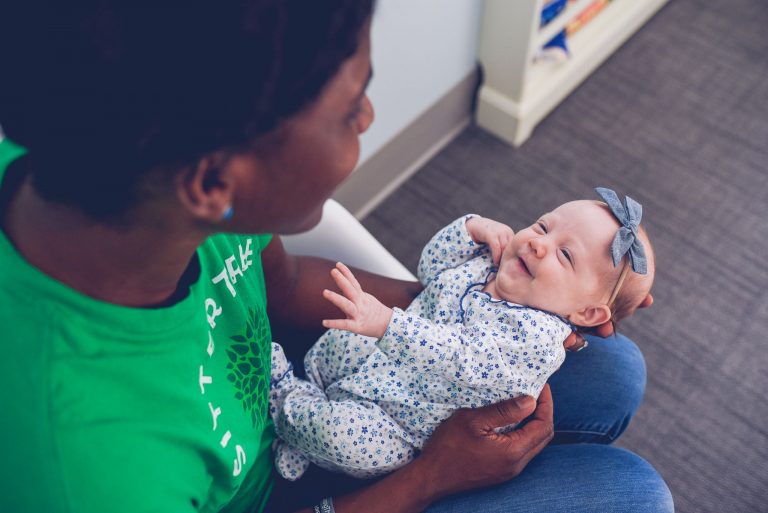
[[267, 444, 674, 513], [425, 444, 673, 513], [266, 332, 672, 512], [266, 444, 672, 513], [549, 332, 647, 443]]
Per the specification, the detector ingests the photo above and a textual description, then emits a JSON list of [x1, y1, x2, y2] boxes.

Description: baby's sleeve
[[377, 308, 569, 399], [416, 215, 486, 285], [492, 311, 570, 399]]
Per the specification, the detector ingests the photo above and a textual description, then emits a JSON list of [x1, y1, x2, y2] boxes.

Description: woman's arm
[[262, 236, 422, 333], [293, 386, 554, 513]]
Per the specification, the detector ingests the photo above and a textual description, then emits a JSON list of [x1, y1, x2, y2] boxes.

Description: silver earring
[[222, 205, 234, 220]]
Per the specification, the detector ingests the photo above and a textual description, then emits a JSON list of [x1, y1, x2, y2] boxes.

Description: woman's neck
[[2, 179, 206, 307]]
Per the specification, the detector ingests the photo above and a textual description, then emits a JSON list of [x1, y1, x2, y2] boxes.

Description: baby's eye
[[561, 248, 573, 266], [537, 222, 548, 233]]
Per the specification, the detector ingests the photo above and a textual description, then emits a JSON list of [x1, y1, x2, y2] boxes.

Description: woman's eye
[[561, 249, 573, 265], [346, 102, 363, 121]]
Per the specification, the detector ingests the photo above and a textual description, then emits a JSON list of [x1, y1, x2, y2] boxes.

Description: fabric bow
[[595, 187, 648, 275]]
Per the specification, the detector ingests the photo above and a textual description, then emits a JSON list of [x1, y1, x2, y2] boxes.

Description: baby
[[269, 187, 655, 480]]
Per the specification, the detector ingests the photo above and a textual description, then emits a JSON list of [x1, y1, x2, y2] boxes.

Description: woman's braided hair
[[0, 1, 375, 219]]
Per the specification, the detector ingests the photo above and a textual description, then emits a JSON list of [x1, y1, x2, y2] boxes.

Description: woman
[[0, 2, 672, 512]]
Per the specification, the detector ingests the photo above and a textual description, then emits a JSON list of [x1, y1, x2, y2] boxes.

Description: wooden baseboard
[[333, 68, 479, 219], [477, 0, 669, 147]]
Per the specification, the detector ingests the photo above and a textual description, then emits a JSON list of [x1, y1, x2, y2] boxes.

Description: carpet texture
[[362, 1, 768, 511]]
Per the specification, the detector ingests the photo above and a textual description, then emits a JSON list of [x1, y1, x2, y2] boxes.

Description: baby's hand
[[322, 262, 393, 339], [466, 216, 515, 265]]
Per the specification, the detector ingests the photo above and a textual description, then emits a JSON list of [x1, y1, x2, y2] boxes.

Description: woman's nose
[[356, 95, 374, 134]]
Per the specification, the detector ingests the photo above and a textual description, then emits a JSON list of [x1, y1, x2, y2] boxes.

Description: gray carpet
[[362, 0, 768, 511]]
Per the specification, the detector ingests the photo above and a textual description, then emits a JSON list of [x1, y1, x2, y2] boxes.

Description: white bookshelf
[[477, 0, 668, 147]]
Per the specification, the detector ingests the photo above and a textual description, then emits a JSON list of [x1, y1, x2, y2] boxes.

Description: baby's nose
[[529, 237, 548, 257]]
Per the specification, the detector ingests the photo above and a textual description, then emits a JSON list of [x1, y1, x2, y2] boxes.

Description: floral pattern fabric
[[269, 216, 570, 479]]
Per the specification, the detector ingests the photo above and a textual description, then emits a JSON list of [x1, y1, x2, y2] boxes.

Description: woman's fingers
[[594, 320, 615, 338], [507, 385, 554, 461], [323, 289, 358, 317], [417, 385, 553, 496], [563, 331, 587, 352]]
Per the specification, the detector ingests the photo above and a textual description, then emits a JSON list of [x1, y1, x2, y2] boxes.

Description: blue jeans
[[266, 334, 674, 512]]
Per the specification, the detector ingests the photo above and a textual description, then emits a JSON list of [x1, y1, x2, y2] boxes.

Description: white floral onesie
[[269, 216, 571, 480]]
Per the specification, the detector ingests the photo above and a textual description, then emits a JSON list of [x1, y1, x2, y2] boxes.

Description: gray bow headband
[[595, 187, 648, 275]]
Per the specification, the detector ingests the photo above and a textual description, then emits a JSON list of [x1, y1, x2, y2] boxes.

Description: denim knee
[[549, 332, 647, 444], [591, 333, 647, 440], [604, 447, 675, 512], [424, 445, 673, 513]]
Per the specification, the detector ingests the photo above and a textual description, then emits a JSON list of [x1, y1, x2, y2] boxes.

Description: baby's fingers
[[330, 267, 359, 302], [501, 230, 514, 247], [323, 289, 358, 318], [335, 262, 362, 291], [489, 238, 503, 265], [322, 318, 357, 331]]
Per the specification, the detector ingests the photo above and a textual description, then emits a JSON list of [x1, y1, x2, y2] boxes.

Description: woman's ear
[[569, 304, 612, 328], [176, 154, 235, 222]]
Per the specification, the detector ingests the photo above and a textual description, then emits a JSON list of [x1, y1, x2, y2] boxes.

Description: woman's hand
[[416, 385, 555, 499], [322, 262, 393, 338], [330, 386, 555, 513], [563, 323, 612, 352], [465, 216, 515, 265]]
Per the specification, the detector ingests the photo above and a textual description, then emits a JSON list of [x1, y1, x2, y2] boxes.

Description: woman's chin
[[280, 205, 325, 235]]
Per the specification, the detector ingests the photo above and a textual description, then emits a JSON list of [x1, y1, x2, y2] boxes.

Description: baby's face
[[493, 200, 619, 318]]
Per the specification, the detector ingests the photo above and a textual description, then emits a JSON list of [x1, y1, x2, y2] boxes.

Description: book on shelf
[[536, 0, 614, 64], [567, 0, 611, 35]]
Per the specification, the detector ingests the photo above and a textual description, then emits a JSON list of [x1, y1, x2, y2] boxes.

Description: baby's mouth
[[518, 256, 532, 277]]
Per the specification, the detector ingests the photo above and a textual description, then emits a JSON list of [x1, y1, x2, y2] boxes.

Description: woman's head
[[0, 1, 375, 227]]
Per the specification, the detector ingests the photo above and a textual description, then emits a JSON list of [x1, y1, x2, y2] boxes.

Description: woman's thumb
[[475, 395, 536, 430]]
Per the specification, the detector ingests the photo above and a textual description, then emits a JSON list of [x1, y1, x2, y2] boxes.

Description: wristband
[[313, 497, 335, 513]]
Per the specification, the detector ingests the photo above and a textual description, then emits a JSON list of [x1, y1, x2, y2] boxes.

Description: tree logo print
[[225, 305, 272, 429]]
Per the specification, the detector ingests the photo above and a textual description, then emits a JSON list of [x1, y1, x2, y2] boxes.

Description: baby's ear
[[638, 294, 654, 309], [569, 304, 612, 328]]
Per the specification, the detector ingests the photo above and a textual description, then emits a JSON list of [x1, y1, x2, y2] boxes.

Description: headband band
[[595, 187, 648, 275], [607, 261, 631, 308]]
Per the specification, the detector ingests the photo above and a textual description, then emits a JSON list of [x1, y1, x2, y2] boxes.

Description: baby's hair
[[590, 200, 655, 325], [604, 223, 655, 324]]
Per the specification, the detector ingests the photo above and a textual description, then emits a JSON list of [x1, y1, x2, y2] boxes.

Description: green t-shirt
[[0, 139, 275, 513]]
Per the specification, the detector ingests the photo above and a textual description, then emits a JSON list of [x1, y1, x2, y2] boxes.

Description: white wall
[[359, 0, 484, 163]]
